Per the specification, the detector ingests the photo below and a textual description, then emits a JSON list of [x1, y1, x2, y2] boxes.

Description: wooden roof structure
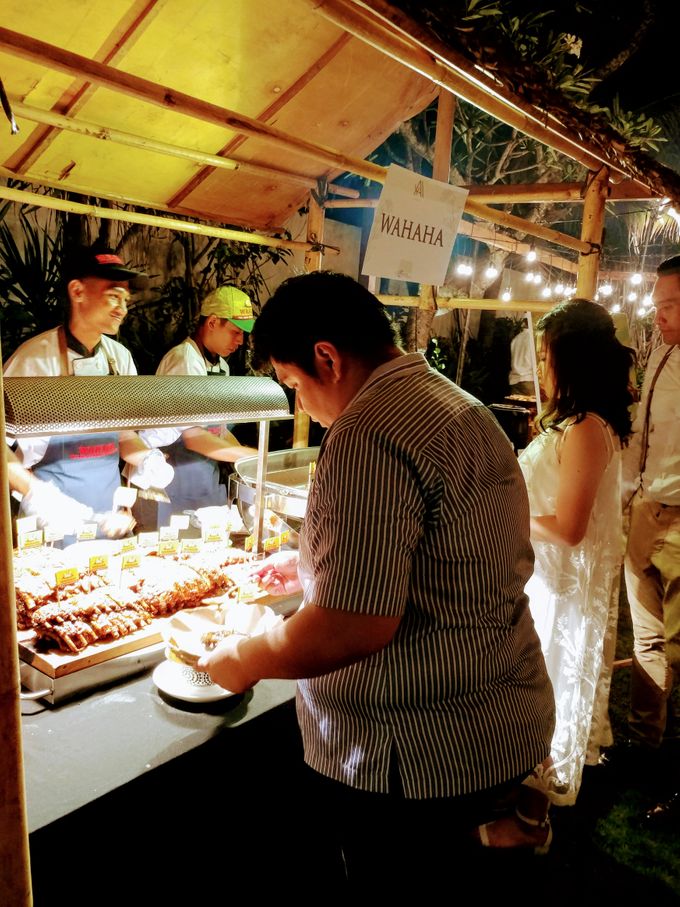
[[2, 3, 679, 902]]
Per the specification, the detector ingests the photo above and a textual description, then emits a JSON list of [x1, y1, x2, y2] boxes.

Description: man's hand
[[21, 479, 95, 535], [197, 635, 258, 693], [129, 448, 174, 490], [251, 550, 302, 596]]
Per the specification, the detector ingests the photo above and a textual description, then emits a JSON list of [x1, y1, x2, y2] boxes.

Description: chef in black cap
[[4, 244, 172, 539]]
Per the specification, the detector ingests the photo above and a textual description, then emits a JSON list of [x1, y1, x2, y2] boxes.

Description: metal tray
[[231, 446, 319, 529]]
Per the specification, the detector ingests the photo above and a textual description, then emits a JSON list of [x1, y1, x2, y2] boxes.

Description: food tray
[[231, 446, 319, 529]]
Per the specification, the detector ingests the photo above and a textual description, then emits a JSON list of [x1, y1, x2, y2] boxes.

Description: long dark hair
[[537, 298, 635, 444]]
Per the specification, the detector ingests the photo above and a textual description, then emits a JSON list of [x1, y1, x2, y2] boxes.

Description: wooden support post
[[576, 167, 609, 300], [292, 194, 326, 448], [0, 367, 32, 906], [415, 90, 456, 351]]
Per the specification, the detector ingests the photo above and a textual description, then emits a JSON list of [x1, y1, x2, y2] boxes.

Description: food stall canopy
[[0, 0, 437, 230]]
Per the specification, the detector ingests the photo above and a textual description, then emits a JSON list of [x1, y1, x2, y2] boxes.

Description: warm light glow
[[526, 245, 537, 262], [600, 283, 613, 296], [541, 286, 552, 298], [642, 294, 653, 306], [532, 273, 543, 285], [525, 271, 535, 282], [456, 262, 473, 276], [630, 273, 643, 285], [501, 290, 512, 302], [484, 265, 499, 280], [554, 283, 565, 294], [611, 303, 621, 313], [637, 306, 648, 317], [627, 291, 638, 302]]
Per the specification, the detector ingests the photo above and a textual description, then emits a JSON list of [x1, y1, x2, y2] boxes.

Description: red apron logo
[[69, 442, 118, 459]]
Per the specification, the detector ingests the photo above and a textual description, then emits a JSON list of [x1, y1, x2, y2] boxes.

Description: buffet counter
[[21, 671, 298, 834]]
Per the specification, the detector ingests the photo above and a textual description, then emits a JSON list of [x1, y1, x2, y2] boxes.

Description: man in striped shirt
[[199, 272, 554, 890]]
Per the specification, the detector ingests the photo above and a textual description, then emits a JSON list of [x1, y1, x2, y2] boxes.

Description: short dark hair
[[537, 298, 635, 444], [657, 255, 680, 277], [251, 272, 397, 375]]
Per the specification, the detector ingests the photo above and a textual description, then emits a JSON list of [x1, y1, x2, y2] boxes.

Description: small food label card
[[18, 528, 44, 550], [55, 567, 79, 587], [138, 531, 159, 549], [77, 523, 97, 541], [159, 539, 180, 556], [121, 552, 141, 571], [89, 554, 109, 573], [180, 539, 203, 555]]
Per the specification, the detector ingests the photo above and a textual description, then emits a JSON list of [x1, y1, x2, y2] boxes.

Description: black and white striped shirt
[[297, 353, 554, 799]]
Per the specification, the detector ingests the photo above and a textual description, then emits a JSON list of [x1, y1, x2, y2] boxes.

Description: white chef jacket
[[140, 337, 230, 448]]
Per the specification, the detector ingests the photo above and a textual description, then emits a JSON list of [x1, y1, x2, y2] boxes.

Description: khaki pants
[[625, 495, 680, 747]]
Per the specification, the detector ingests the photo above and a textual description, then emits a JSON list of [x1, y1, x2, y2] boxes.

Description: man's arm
[[7, 446, 32, 495], [198, 603, 401, 693], [181, 427, 257, 462]]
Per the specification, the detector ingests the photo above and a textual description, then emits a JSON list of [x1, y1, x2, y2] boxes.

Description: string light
[[525, 271, 535, 283], [541, 286, 552, 298], [484, 265, 499, 280], [526, 243, 537, 263], [611, 303, 621, 313], [599, 283, 613, 296], [630, 273, 643, 285], [554, 282, 565, 294], [501, 290, 512, 302], [455, 262, 473, 276], [627, 291, 638, 302]]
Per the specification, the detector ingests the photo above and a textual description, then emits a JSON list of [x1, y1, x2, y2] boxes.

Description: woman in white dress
[[477, 298, 635, 850]]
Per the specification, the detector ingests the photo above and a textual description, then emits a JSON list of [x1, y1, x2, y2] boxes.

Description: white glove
[[21, 479, 95, 536], [129, 448, 175, 490]]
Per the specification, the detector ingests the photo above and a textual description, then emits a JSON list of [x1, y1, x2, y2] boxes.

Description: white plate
[[152, 660, 235, 703]]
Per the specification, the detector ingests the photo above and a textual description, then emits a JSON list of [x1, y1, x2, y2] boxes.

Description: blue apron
[[22, 326, 124, 542], [156, 425, 227, 525]]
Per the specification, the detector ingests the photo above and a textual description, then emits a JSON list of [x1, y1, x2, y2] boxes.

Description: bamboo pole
[[576, 167, 610, 299], [0, 26, 386, 185], [308, 0, 648, 190], [325, 196, 591, 254], [293, 194, 327, 448], [379, 295, 555, 314], [9, 99, 359, 199], [0, 365, 32, 906], [0, 186, 337, 255]]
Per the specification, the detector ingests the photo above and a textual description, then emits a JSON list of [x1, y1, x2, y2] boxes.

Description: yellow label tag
[[138, 531, 159, 548], [77, 523, 97, 541], [262, 535, 279, 552], [244, 535, 254, 552], [120, 537, 137, 553], [43, 526, 64, 543], [159, 539, 179, 556], [203, 528, 225, 544], [121, 552, 141, 570], [55, 567, 79, 587], [18, 529, 44, 550], [180, 539, 202, 555], [159, 526, 179, 541], [89, 554, 109, 573]]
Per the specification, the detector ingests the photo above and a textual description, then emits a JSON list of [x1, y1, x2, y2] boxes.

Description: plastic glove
[[128, 448, 174, 490], [95, 510, 137, 539], [21, 479, 95, 536]]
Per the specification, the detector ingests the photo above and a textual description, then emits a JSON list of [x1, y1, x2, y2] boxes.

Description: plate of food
[[161, 603, 282, 667], [152, 658, 235, 703]]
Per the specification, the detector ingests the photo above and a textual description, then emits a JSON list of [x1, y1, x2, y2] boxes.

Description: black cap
[[64, 246, 148, 288]]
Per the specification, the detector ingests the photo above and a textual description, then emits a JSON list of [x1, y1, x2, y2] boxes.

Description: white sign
[[362, 164, 468, 285]]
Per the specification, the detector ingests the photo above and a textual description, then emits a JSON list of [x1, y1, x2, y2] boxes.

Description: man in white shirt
[[508, 320, 535, 395], [4, 245, 172, 539], [141, 285, 256, 525], [614, 255, 680, 825]]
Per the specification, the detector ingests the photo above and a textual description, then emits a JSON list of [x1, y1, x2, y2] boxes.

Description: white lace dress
[[519, 414, 624, 805]]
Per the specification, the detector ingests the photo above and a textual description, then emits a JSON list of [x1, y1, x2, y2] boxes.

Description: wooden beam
[[0, 26, 386, 184], [5, 0, 163, 174], [0, 372, 32, 906], [9, 99, 358, 199], [577, 168, 609, 298], [378, 294, 554, 314], [0, 186, 337, 255], [461, 180, 656, 203], [312, 0, 651, 192]]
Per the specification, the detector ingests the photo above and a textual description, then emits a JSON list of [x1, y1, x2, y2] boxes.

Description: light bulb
[[637, 306, 647, 317], [501, 290, 512, 302], [484, 265, 499, 280], [526, 245, 537, 263], [541, 286, 552, 298], [554, 283, 565, 294], [627, 291, 638, 302], [611, 303, 621, 313], [600, 283, 613, 296], [630, 273, 643, 285], [533, 273, 542, 285]]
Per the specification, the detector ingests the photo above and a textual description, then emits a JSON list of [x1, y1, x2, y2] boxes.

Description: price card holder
[[77, 523, 97, 541], [170, 514, 190, 531], [159, 526, 179, 541], [89, 554, 109, 573], [43, 526, 65, 544], [138, 531, 159, 549], [18, 528, 44, 551], [202, 526, 226, 545], [55, 567, 79, 588], [121, 552, 141, 571], [120, 536, 138, 553], [159, 539, 180, 556], [180, 539, 203, 555]]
